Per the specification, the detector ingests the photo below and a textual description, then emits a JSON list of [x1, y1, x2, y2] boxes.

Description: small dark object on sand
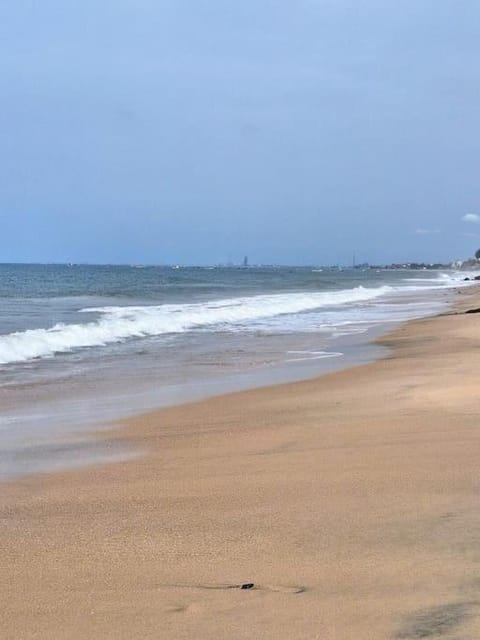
[[463, 277, 470, 281], [465, 308, 480, 314], [240, 583, 255, 590]]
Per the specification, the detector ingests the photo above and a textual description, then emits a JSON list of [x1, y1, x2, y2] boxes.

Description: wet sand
[[2, 287, 480, 639]]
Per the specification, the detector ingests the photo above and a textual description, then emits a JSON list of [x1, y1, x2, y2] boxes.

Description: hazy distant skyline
[[1, 1, 480, 265]]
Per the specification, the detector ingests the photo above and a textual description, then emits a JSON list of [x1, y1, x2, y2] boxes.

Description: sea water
[[0, 264, 473, 479]]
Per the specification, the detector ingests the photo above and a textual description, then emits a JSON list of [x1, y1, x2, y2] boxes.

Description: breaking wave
[[0, 286, 391, 364]]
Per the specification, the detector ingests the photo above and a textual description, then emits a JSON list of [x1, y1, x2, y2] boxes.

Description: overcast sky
[[1, 1, 480, 265]]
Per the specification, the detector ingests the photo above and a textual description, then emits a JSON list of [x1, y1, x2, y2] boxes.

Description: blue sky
[[1, 1, 480, 265]]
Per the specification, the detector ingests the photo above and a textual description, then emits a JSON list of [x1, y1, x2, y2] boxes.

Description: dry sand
[[2, 287, 480, 639]]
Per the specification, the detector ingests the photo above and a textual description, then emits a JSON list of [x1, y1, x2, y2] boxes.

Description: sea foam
[[0, 286, 391, 365]]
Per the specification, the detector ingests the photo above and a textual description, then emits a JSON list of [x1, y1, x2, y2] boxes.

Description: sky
[[1, 1, 480, 266]]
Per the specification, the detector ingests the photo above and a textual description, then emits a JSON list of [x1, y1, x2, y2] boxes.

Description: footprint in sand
[[165, 602, 204, 614]]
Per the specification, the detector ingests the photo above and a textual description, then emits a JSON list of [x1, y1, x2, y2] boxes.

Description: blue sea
[[0, 264, 472, 479]]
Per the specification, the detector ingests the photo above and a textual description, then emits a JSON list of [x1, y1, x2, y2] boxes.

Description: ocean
[[0, 263, 472, 479]]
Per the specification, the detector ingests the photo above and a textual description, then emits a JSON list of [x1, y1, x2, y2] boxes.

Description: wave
[[0, 286, 391, 365], [402, 271, 474, 284]]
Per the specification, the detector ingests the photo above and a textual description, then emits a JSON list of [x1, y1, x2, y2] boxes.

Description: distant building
[[243, 256, 248, 267]]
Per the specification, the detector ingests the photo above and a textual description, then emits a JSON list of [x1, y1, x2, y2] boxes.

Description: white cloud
[[415, 228, 440, 235], [462, 213, 480, 223]]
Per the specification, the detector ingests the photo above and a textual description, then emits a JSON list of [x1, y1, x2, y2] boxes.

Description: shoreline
[[0, 322, 389, 482], [2, 285, 480, 638], [0, 285, 457, 481]]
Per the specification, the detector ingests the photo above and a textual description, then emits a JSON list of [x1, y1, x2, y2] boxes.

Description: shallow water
[[0, 264, 473, 479]]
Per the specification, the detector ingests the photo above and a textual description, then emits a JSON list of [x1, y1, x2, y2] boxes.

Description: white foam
[[0, 270, 472, 366], [0, 286, 391, 365], [286, 350, 343, 362], [402, 271, 476, 285]]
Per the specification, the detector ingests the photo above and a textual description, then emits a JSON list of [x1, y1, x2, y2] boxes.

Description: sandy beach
[[2, 286, 480, 639]]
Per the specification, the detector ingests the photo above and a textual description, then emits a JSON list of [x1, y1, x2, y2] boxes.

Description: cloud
[[462, 213, 480, 223], [415, 228, 440, 235], [461, 232, 480, 238]]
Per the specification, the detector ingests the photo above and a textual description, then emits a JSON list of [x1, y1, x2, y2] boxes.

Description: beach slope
[[2, 289, 480, 639]]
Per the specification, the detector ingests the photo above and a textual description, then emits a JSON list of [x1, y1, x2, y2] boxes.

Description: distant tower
[[243, 255, 248, 267]]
